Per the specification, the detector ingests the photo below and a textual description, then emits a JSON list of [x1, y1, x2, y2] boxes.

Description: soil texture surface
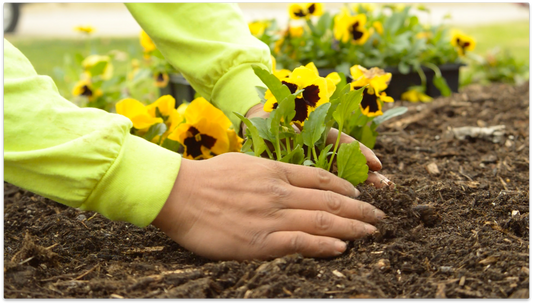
[[4, 82, 529, 299]]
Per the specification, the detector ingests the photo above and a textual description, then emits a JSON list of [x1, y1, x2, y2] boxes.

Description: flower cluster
[[237, 64, 406, 186], [116, 95, 242, 160], [250, 3, 477, 101]]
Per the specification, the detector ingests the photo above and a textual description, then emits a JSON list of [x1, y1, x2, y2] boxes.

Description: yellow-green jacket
[[4, 3, 271, 227]]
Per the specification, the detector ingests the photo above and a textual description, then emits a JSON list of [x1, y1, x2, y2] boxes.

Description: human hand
[[244, 103, 393, 189], [152, 153, 385, 261]]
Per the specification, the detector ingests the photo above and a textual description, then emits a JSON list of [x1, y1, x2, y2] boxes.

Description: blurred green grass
[[6, 37, 142, 97], [461, 20, 529, 63], [6, 20, 529, 96]]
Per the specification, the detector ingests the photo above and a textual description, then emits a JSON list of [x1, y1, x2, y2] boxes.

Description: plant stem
[[423, 62, 442, 78], [416, 66, 427, 87], [327, 121, 343, 172], [312, 144, 319, 163], [275, 131, 282, 161]]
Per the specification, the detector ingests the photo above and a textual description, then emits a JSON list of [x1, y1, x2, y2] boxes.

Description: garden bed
[[4, 82, 529, 299]]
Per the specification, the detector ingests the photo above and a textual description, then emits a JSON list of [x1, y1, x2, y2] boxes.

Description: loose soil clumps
[[4, 82, 529, 298]]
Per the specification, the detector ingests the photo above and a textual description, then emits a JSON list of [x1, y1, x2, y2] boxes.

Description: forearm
[[4, 39, 182, 227], [125, 3, 271, 132]]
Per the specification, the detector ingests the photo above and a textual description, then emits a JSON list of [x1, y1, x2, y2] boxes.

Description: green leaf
[[250, 117, 276, 143], [252, 65, 292, 105], [433, 75, 451, 97], [161, 138, 181, 152], [336, 141, 369, 186], [241, 138, 253, 153], [315, 144, 333, 170], [301, 103, 331, 148], [398, 61, 411, 74], [373, 106, 408, 125], [255, 86, 267, 103], [143, 123, 167, 142], [269, 94, 296, 135], [280, 144, 304, 164], [358, 124, 379, 149], [303, 159, 315, 167], [234, 112, 267, 157], [89, 61, 108, 77], [332, 86, 364, 126]]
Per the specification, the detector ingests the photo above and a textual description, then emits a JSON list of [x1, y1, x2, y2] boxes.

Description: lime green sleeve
[[125, 3, 272, 132], [3, 39, 182, 227]]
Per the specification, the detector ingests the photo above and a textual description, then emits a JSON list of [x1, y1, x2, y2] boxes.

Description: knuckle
[[266, 179, 291, 200], [315, 211, 332, 231], [289, 233, 305, 253], [324, 191, 342, 214], [350, 221, 364, 238], [316, 168, 332, 185], [249, 230, 268, 248]]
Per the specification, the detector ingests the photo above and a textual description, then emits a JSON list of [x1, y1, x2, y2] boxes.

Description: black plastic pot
[[383, 63, 464, 100], [161, 63, 464, 104], [318, 63, 464, 100], [159, 74, 196, 105]]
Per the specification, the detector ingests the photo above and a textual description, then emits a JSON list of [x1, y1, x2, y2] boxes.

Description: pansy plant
[[235, 65, 374, 187]]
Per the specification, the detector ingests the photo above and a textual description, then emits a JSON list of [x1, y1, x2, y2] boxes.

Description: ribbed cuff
[[81, 134, 182, 227], [211, 63, 270, 134]]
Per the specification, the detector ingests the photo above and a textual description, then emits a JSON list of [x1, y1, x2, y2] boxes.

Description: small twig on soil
[[498, 176, 509, 190], [80, 221, 90, 230], [86, 213, 98, 222], [19, 256, 34, 265], [73, 263, 100, 281], [45, 243, 59, 250], [484, 221, 524, 245], [40, 274, 77, 282]]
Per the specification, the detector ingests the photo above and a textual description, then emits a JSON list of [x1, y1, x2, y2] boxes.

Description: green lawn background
[[6, 21, 529, 97]]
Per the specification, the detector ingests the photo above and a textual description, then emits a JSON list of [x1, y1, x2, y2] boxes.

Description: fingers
[[276, 162, 359, 198], [326, 128, 382, 171], [282, 187, 384, 224], [262, 231, 347, 258], [277, 209, 377, 240], [366, 171, 394, 189]]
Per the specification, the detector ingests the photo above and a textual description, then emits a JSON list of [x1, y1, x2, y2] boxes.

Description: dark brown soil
[[4, 82, 529, 299]]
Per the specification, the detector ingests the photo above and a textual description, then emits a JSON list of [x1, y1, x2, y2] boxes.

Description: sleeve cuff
[[210, 62, 271, 134], [81, 134, 182, 227]]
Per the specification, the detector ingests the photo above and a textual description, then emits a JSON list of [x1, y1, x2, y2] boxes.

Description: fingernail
[[365, 224, 377, 235], [334, 241, 347, 254], [374, 208, 386, 221], [352, 187, 360, 198]]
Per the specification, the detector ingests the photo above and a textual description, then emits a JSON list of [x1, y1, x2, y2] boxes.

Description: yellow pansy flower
[[289, 25, 304, 38], [289, 3, 323, 20], [140, 30, 157, 55], [263, 63, 336, 126], [72, 79, 102, 101], [74, 25, 95, 34], [333, 9, 370, 45], [349, 65, 394, 117], [373, 21, 383, 35], [154, 72, 169, 88], [451, 30, 476, 56], [168, 97, 240, 160], [146, 95, 176, 118], [401, 89, 433, 103], [248, 20, 269, 37], [350, 65, 392, 93], [116, 98, 164, 130]]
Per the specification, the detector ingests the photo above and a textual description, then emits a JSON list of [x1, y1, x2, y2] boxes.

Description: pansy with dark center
[[451, 30, 476, 56], [288, 3, 323, 20], [263, 63, 336, 126], [168, 97, 242, 160], [72, 79, 102, 101], [333, 8, 369, 45], [349, 21, 364, 41], [183, 126, 217, 159], [349, 65, 394, 117]]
